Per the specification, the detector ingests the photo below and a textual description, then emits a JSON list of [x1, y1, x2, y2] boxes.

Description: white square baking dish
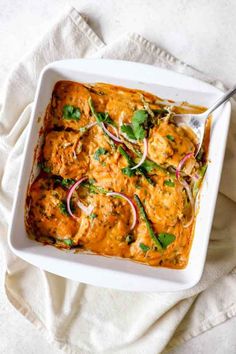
[[8, 59, 231, 292]]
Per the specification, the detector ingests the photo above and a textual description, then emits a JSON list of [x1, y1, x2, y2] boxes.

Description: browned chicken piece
[[148, 122, 196, 173], [43, 131, 89, 179], [27, 177, 78, 240], [51, 81, 108, 130], [73, 193, 132, 257]]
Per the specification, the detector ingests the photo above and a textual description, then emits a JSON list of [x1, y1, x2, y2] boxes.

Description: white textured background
[[1, 0, 236, 353]]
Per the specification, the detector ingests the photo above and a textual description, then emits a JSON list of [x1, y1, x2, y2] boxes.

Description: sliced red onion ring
[[107, 192, 137, 230], [67, 177, 93, 219], [176, 153, 194, 179], [131, 138, 148, 170], [181, 179, 195, 228], [101, 122, 123, 143]]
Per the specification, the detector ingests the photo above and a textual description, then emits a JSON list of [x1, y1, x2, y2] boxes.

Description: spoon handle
[[205, 84, 236, 117]]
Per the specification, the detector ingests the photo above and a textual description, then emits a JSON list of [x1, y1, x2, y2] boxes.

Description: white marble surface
[[1, 0, 236, 353]]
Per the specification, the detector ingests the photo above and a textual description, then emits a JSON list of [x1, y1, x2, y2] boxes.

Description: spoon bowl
[[173, 84, 236, 155]]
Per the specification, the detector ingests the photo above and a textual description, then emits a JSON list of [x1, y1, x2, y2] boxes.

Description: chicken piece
[[51, 81, 108, 130], [73, 193, 132, 256], [134, 175, 185, 230], [27, 177, 78, 240], [148, 122, 196, 171], [43, 131, 89, 179]]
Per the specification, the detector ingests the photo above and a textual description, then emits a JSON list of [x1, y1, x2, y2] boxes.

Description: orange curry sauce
[[25, 81, 210, 268]]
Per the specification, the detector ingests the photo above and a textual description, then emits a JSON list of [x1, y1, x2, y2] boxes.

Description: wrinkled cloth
[[0, 7, 236, 354]]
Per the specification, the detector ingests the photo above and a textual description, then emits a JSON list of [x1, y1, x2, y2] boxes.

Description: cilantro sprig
[[121, 109, 148, 141], [63, 105, 81, 121], [94, 147, 108, 161]]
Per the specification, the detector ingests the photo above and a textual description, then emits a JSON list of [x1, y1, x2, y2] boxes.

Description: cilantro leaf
[[38, 162, 51, 173], [96, 112, 114, 125], [132, 110, 148, 125], [63, 239, 73, 246], [94, 147, 108, 161], [89, 213, 97, 219], [132, 110, 148, 140], [121, 166, 135, 177], [133, 124, 146, 140], [139, 243, 150, 252], [42, 165, 51, 173], [61, 178, 76, 188], [141, 160, 157, 173], [121, 124, 136, 140], [158, 233, 176, 249], [63, 105, 81, 121], [59, 201, 69, 215], [166, 134, 175, 142], [164, 179, 175, 187]]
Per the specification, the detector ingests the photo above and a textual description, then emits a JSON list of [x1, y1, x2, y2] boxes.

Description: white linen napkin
[[0, 7, 236, 354]]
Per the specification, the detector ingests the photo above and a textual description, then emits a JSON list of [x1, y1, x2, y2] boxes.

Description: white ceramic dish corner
[[8, 59, 231, 292]]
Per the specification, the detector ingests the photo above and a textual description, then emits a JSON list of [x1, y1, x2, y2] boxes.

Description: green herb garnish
[[166, 134, 175, 142], [96, 112, 114, 125], [89, 213, 97, 219], [200, 164, 208, 177], [193, 164, 208, 197], [59, 201, 69, 215], [43, 165, 51, 173], [61, 178, 76, 188], [119, 146, 155, 186], [38, 162, 51, 173], [121, 110, 148, 141], [83, 180, 108, 195], [141, 160, 157, 173], [139, 243, 150, 252], [120, 124, 136, 140], [63, 105, 81, 121], [164, 179, 175, 187], [196, 149, 204, 162], [134, 194, 163, 251], [63, 239, 73, 246], [94, 147, 108, 161], [158, 233, 176, 249], [121, 166, 135, 177]]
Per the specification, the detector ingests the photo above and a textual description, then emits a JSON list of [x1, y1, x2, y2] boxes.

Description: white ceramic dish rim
[[7, 59, 231, 292]]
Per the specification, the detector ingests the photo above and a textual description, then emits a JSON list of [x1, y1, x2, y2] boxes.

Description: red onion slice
[[101, 122, 123, 143], [181, 179, 195, 228], [131, 138, 148, 170], [176, 153, 194, 179], [107, 192, 137, 230], [67, 177, 93, 219]]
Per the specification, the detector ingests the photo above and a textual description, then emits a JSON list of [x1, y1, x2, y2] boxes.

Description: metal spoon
[[173, 84, 236, 155]]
